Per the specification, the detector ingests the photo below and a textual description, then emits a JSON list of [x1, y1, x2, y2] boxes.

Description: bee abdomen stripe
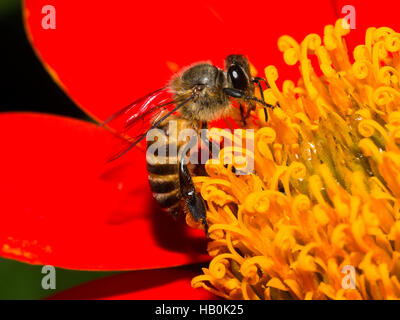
[[148, 174, 179, 193], [153, 189, 181, 208]]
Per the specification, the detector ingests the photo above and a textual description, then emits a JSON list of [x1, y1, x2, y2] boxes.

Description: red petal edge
[[0, 112, 208, 270]]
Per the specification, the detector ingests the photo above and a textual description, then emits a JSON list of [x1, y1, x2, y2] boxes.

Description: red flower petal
[[24, 0, 337, 121], [334, 0, 400, 52], [0, 112, 208, 270], [47, 266, 215, 300]]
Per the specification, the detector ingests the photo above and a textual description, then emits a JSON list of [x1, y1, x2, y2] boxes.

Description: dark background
[[0, 0, 114, 299], [0, 0, 87, 119]]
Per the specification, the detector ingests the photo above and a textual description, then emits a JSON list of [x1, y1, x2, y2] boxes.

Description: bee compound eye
[[228, 65, 248, 91]]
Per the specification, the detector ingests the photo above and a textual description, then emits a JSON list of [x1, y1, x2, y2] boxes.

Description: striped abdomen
[[146, 117, 195, 217]]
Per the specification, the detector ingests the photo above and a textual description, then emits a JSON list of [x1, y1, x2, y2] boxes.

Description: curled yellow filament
[[190, 19, 400, 300]]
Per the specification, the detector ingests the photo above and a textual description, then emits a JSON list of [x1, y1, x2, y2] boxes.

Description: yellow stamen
[[189, 19, 400, 300]]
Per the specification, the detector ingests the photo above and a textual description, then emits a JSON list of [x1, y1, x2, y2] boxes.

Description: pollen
[[189, 19, 400, 300]]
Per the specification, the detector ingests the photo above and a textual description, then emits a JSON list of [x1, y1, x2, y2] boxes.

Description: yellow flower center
[[189, 19, 400, 300]]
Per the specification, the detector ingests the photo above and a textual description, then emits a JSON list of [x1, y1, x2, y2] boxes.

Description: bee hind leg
[[179, 156, 209, 235], [185, 190, 209, 235]]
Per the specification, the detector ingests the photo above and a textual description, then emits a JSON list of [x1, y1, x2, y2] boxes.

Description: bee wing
[[101, 87, 194, 161]]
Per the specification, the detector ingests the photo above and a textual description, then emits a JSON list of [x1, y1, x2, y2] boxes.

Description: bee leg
[[252, 78, 268, 122], [179, 153, 209, 235], [200, 122, 220, 160], [253, 76, 271, 89], [252, 77, 282, 122]]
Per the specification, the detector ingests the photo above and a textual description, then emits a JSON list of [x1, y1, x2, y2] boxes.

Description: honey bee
[[102, 55, 274, 233]]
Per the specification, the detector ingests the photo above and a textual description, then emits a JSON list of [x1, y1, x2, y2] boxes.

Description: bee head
[[225, 55, 254, 93]]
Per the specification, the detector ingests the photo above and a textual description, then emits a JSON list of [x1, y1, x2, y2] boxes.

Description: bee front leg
[[252, 78, 268, 122], [200, 122, 220, 160], [179, 151, 209, 235]]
